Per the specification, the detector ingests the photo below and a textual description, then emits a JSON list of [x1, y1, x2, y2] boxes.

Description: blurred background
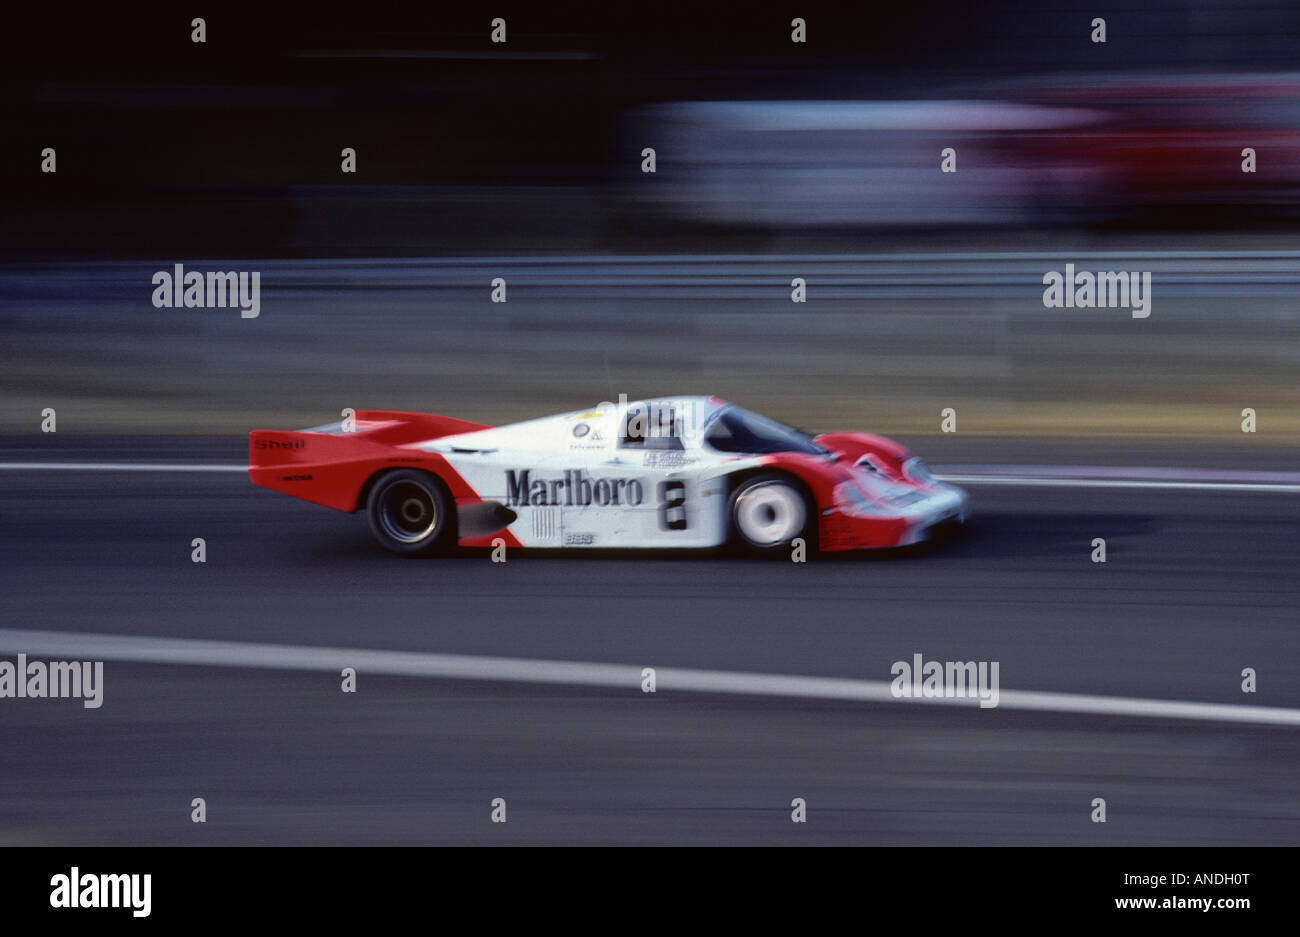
[[2, 1, 1299, 850], [2, 1, 1299, 439]]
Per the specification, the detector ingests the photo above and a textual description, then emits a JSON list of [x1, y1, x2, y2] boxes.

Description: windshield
[[704, 407, 825, 456]]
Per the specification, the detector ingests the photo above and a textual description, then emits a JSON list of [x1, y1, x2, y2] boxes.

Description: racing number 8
[[658, 481, 687, 530]]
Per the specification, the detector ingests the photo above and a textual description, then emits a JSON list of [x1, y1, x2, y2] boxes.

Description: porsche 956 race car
[[249, 396, 967, 555]]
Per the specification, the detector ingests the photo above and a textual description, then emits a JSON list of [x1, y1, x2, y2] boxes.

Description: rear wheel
[[366, 470, 454, 555], [729, 473, 811, 555]]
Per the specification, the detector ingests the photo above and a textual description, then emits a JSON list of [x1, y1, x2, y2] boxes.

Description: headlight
[[903, 457, 935, 484], [832, 481, 892, 516]]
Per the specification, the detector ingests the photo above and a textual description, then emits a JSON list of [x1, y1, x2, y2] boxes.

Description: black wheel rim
[[378, 481, 438, 544]]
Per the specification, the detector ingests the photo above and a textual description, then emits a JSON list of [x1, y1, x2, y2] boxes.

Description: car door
[[575, 400, 727, 548]]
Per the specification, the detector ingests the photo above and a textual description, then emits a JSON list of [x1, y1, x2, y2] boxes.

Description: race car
[[249, 396, 967, 556]]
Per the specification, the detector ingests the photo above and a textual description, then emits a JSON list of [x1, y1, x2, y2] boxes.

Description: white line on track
[[1, 629, 1297, 726]]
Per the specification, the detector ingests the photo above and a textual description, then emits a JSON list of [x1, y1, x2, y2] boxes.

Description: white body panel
[[419, 398, 761, 549]]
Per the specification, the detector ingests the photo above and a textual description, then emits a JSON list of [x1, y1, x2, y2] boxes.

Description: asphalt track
[[1, 439, 1298, 844]]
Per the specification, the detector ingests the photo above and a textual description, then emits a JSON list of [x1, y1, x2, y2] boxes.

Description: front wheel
[[729, 473, 811, 555], [366, 470, 455, 556]]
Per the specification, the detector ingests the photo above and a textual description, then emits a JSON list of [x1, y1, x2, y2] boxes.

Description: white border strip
[[2, 629, 1296, 727]]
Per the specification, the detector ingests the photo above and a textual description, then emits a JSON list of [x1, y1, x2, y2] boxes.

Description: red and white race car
[[249, 396, 967, 555]]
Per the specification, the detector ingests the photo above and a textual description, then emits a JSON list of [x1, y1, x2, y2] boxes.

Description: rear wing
[[300, 410, 488, 444], [249, 411, 492, 510], [252, 411, 490, 464]]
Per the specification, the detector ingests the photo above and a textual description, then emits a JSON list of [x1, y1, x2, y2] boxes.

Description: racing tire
[[366, 469, 455, 556], [728, 472, 812, 555]]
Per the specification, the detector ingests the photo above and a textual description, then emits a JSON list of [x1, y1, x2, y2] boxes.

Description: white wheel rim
[[735, 482, 805, 546]]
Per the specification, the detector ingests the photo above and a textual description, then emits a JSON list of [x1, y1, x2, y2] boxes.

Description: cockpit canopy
[[615, 398, 824, 456], [702, 406, 825, 456]]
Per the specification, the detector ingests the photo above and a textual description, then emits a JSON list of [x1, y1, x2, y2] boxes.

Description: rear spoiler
[[248, 411, 493, 511], [252, 411, 490, 464], [295, 410, 491, 446]]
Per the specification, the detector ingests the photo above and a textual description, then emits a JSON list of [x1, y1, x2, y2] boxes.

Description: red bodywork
[[251, 411, 959, 552], [765, 433, 923, 550], [249, 411, 522, 548]]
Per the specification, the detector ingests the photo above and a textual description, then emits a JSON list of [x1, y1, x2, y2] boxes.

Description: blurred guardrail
[[2, 252, 1298, 437], [11, 251, 1300, 297]]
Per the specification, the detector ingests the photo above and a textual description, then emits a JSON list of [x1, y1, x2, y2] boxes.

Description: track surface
[[1, 439, 1297, 844]]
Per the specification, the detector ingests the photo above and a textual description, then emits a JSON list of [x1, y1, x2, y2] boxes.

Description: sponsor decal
[[642, 450, 695, 468], [569, 424, 605, 449], [255, 438, 305, 450], [506, 469, 645, 507]]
